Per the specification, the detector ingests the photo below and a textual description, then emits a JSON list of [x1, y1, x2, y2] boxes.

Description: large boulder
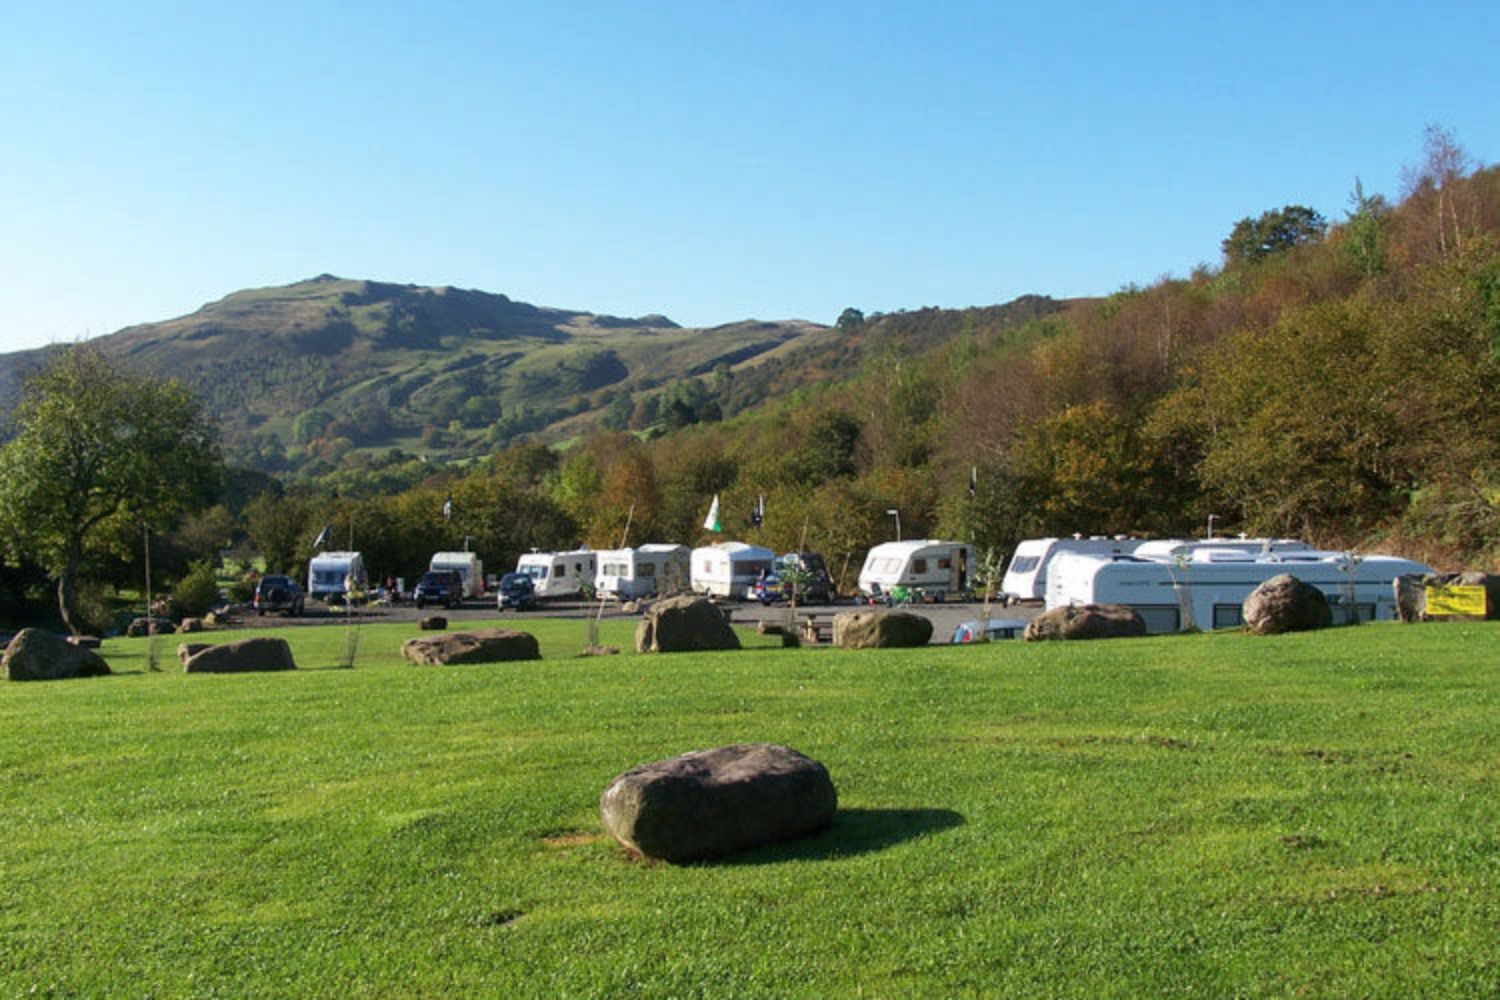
[[600, 743, 837, 863], [4, 628, 111, 681], [635, 595, 740, 653], [1024, 603, 1146, 641], [1395, 571, 1498, 622], [182, 637, 297, 673], [1394, 574, 1425, 623], [1242, 574, 1332, 635], [832, 610, 933, 649], [126, 616, 175, 637], [401, 628, 540, 665]]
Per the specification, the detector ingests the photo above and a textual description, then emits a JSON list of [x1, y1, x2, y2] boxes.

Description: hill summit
[[0, 276, 836, 471]]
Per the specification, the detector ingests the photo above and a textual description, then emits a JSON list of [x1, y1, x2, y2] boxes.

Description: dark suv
[[254, 575, 305, 616], [414, 570, 463, 609]]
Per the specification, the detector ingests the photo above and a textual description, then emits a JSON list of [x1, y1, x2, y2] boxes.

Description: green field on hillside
[[2, 621, 1496, 997]]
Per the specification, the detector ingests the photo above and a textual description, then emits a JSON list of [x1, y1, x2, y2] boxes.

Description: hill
[[0, 277, 1068, 477], [0, 276, 846, 471]]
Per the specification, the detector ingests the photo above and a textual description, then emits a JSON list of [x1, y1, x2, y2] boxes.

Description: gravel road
[[228, 595, 1041, 644]]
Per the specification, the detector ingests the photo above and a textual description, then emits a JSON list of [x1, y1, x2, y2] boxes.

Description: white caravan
[[307, 551, 367, 602], [690, 542, 775, 599], [515, 548, 597, 599], [429, 551, 484, 598], [595, 544, 691, 600], [858, 540, 977, 600], [1003, 536, 1315, 602], [1128, 537, 1314, 562], [1002, 536, 1143, 601], [1044, 546, 1432, 633]]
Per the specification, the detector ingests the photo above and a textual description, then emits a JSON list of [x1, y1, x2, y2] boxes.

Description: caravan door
[[951, 546, 969, 593]]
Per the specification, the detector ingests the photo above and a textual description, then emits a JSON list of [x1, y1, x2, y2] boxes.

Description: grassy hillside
[[0, 276, 838, 472], [3, 621, 1496, 996]]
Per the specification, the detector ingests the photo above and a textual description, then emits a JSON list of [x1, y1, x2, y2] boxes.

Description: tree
[[1222, 205, 1328, 265], [245, 490, 316, 575], [1400, 124, 1477, 258], [1341, 178, 1390, 279], [0, 347, 221, 632], [836, 307, 865, 331]]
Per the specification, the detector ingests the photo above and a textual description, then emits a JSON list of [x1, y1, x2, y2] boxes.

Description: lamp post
[[886, 508, 901, 542]]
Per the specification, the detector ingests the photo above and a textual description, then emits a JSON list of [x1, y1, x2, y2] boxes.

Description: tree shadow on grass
[[707, 807, 965, 866]]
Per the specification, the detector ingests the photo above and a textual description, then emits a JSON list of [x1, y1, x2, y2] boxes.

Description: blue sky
[[2, 2, 1496, 351]]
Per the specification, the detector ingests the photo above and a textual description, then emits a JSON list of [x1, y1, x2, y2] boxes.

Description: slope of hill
[[0, 276, 844, 470], [0, 277, 1071, 477]]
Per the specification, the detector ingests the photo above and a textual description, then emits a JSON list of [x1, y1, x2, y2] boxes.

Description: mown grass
[[2, 621, 1496, 997]]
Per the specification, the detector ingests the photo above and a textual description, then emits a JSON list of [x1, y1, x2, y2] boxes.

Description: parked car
[[413, 569, 464, 609], [497, 572, 538, 611], [253, 575, 305, 617], [751, 552, 834, 605]]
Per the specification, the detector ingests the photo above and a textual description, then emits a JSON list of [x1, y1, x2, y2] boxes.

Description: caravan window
[[912, 559, 928, 575], [638, 563, 656, 577], [937, 557, 951, 570], [1212, 604, 1244, 630], [557, 564, 567, 578], [1133, 606, 1181, 633], [1008, 556, 1039, 574]]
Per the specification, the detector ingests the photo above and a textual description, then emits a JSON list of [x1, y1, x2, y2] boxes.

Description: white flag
[[703, 494, 722, 533]]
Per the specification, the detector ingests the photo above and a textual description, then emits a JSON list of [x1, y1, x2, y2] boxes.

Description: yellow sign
[[1424, 585, 1488, 618]]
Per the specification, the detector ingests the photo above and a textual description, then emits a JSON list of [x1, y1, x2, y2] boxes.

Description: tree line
[[2, 129, 1495, 631]]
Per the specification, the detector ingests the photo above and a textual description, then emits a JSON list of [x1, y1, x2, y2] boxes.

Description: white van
[[308, 551, 367, 602], [515, 548, 597, 599], [858, 540, 976, 600], [1045, 546, 1432, 633], [690, 542, 775, 599], [595, 544, 690, 599], [430, 551, 484, 599]]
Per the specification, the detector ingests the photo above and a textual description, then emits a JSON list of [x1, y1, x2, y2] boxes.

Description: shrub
[[170, 559, 222, 620]]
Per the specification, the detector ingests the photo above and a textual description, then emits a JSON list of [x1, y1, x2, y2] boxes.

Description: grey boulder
[[401, 628, 540, 665], [635, 595, 740, 653], [1242, 574, 1332, 634], [832, 610, 933, 648], [183, 637, 297, 673], [1394, 571, 1498, 622], [1024, 603, 1147, 640], [4, 628, 111, 681], [600, 743, 837, 862]]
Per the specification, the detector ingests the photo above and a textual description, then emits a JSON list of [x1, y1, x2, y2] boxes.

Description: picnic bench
[[798, 613, 836, 645]]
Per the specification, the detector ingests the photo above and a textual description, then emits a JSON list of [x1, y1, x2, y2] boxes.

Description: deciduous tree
[[0, 347, 221, 632], [1222, 205, 1328, 265]]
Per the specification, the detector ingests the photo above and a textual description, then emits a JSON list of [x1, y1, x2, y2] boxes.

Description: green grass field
[[2, 620, 1497, 997]]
